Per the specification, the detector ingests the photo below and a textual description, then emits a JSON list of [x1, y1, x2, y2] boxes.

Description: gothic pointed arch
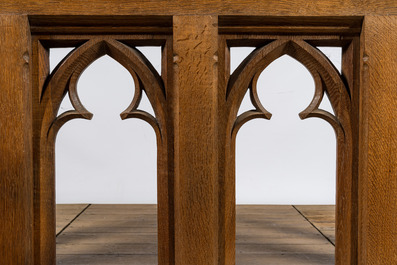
[[33, 37, 174, 265], [226, 39, 352, 142], [223, 39, 355, 264], [40, 38, 166, 143]]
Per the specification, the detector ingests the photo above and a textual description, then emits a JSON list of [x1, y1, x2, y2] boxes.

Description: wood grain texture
[[31, 35, 173, 265], [55, 204, 335, 265], [359, 15, 397, 265], [295, 205, 336, 244], [1, 5, 396, 265], [56, 204, 89, 235], [0, 1, 397, 16], [341, 36, 361, 265], [172, 15, 219, 265], [221, 36, 355, 265], [0, 14, 33, 265]]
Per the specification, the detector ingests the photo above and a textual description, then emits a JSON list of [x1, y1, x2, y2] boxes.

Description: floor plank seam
[[57, 204, 91, 237], [292, 205, 335, 247], [56, 205, 335, 264]]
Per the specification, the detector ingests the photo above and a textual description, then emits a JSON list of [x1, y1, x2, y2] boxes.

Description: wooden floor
[[56, 204, 335, 265]]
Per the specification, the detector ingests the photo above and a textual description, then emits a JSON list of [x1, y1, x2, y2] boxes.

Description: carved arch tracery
[[223, 39, 355, 264], [34, 37, 172, 265], [40, 38, 166, 142], [227, 39, 352, 140]]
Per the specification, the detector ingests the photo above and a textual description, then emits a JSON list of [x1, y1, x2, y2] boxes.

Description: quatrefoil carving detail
[[40, 38, 166, 143]]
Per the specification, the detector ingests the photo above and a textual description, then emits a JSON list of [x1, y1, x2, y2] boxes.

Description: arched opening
[[55, 54, 157, 204], [53, 51, 159, 264], [235, 54, 336, 264], [226, 41, 352, 264], [33, 39, 170, 265], [236, 54, 336, 205]]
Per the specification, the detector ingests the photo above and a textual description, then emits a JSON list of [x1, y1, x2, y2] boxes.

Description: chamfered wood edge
[[27, 14, 364, 35], [0, 0, 397, 16], [31, 33, 174, 265], [0, 8, 392, 264], [219, 16, 363, 35], [28, 15, 173, 35]]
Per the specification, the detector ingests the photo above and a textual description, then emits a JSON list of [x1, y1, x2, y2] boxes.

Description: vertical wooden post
[[342, 37, 361, 265], [359, 15, 397, 264], [172, 15, 219, 265], [0, 14, 33, 265]]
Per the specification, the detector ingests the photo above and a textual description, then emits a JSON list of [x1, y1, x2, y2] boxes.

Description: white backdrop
[[53, 46, 341, 204]]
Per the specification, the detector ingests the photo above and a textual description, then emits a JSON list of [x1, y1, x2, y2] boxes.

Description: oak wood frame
[[0, 2, 396, 265], [31, 31, 174, 265], [218, 24, 362, 265]]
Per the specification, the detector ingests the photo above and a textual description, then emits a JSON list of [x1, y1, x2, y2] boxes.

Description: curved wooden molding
[[224, 38, 355, 265], [47, 73, 94, 137], [297, 71, 324, 119], [227, 39, 351, 139], [119, 73, 162, 140], [231, 69, 273, 138], [298, 75, 343, 135], [41, 37, 166, 142], [34, 36, 172, 265]]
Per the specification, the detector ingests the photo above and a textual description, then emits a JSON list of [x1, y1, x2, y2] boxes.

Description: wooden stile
[[0, 14, 33, 265]]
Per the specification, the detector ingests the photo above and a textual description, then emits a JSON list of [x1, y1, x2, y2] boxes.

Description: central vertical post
[[172, 15, 219, 265]]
